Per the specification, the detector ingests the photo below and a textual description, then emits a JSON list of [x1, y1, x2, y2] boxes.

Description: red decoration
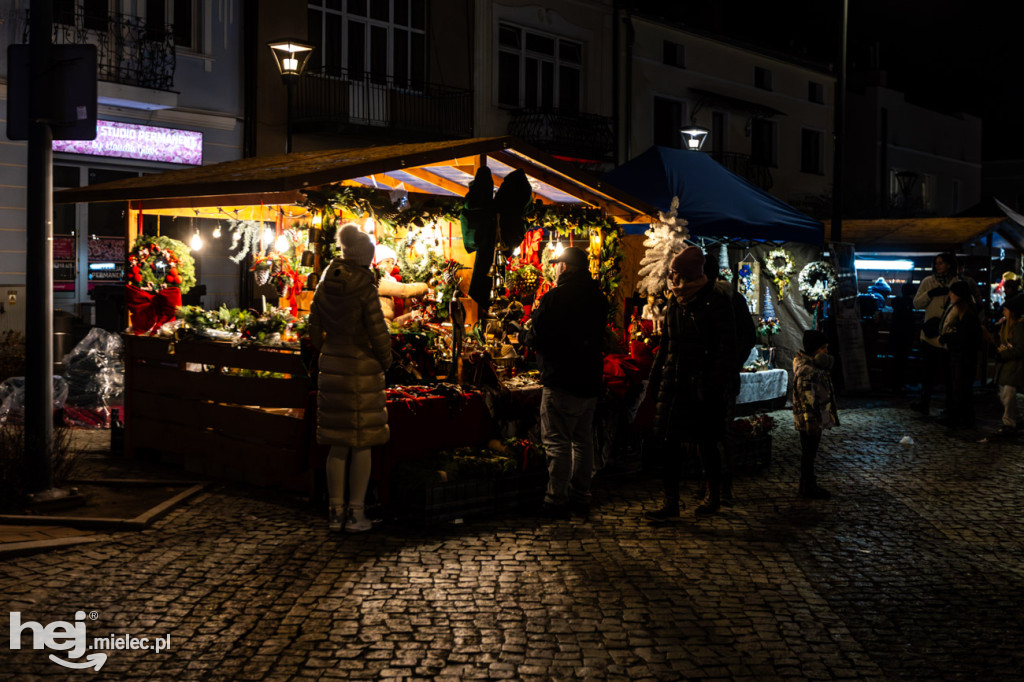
[[126, 284, 182, 335]]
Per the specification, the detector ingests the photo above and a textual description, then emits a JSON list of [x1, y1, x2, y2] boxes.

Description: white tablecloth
[[737, 369, 788, 404]]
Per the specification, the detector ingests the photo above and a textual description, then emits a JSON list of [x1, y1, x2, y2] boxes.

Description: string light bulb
[[212, 225, 222, 239], [363, 216, 375, 235], [190, 230, 203, 251], [273, 233, 289, 253], [263, 227, 275, 245], [554, 242, 565, 258]]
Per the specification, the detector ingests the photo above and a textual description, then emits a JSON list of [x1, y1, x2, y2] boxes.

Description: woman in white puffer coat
[[309, 223, 392, 532]]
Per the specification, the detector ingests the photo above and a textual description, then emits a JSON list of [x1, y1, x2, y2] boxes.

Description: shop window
[[307, 0, 425, 87], [800, 128, 824, 174], [653, 97, 684, 149], [497, 22, 582, 112], [808, 81, 824, 104], [663, 41, 685, 68], [754, 66, 772, 91], [750, 118, 776, 167]]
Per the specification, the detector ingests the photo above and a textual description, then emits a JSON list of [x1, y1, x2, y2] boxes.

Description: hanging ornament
[[765, 248, 795, 300], [737, 257, 760, 314], [718, 243, 732, 282]]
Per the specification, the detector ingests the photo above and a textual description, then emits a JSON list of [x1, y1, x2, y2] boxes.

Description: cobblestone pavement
[[3, 397, 1024, 680]]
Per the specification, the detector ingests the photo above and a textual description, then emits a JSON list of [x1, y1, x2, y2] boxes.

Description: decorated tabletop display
[[765, 248, 795, 300], [126, 235, 196, 334]]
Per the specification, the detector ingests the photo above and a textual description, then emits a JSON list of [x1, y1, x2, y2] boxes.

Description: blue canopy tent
[[603, 146, 824, 244]]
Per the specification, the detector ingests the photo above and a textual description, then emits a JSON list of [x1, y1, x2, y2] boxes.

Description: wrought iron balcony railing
[[708, 151, 773, 191], [507, 108, 615, 168], [293, 67, 473, 140], [22, 9, 176, 92]]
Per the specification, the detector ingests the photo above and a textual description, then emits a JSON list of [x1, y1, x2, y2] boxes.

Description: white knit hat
[[336, 223, 375, 267]]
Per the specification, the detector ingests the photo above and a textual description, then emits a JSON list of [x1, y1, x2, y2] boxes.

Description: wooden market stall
[[55, 136, 656, 501]]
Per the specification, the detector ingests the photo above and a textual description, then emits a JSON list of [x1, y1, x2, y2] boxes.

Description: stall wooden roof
[[825, 217, 1008, 251], [54, 136, 656, 224]]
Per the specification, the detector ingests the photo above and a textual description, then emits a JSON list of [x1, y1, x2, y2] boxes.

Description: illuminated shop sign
[[52, 120, 203, 165]]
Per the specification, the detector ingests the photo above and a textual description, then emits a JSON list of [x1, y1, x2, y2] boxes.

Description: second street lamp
[[681, 121, 710, 151], [267, 39, 315, 153]]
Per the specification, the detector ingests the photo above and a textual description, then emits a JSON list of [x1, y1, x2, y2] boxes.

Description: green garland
[[127, 235, 196, 295]]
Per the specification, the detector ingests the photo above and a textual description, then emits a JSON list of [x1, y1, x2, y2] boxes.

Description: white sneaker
[[345, 507, 373, 532]]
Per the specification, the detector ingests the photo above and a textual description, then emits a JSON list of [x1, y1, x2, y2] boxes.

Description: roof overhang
[[825, 217, 1009, 252], [54, 136, 656, 224]]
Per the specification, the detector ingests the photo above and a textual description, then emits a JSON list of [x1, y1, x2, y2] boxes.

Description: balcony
[[709, 151, 773, 191], [292, 67, 473, 141], [22, 9, 176, 92], [507, 108, 614, 172]]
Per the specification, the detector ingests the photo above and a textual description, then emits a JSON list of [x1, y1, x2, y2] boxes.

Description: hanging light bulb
[[363, 216, 375, 234], [190, 230, 203, 251], [312, 212, 323, 227], [263, 226, 275, 244], [212, 224, 222, 239], [273, 233, 289, 253], [554, 242, 565, 258], [513, 245, 521, 257]]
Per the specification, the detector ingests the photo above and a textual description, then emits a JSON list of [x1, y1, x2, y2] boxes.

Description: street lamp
[[267, 39, 315, 153], [680, 121, 709, 151], [895, 170, 919, 214]]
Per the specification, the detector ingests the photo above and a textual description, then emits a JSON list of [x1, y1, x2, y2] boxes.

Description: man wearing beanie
[[526, 245, 608, 519], [644, 246, 737, 520], [792, 329, 840, 499]]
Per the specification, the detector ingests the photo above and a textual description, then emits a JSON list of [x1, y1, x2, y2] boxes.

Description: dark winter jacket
[[649, 280, 737, 439], [526, 268, 608, 398], [717, 280, 756, 396]]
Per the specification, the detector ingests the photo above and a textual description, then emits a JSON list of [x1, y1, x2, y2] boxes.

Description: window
[[663, 41, 685, 68], [711, 111, 725, 153], [801, 129, 823, 174], [497, 22, 582, 112], [307, 0, 426, 87], [653, 97, 684, 149], [808, 81, 824, 104], [754, 66, 772, 91], [52, 0, 113, 32], [750, 118, 776, 166], [144, 0, 200, 50]]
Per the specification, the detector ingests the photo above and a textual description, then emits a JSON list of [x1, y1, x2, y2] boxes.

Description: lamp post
[[895, 170, 919, 215], [267, 39, 314, 153], [681, 121, 710, 151]]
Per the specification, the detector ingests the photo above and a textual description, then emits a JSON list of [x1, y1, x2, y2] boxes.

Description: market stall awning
[[602, 146, 824, 243], [825, 216, 1010, 252], [54, 136, 656, 224]]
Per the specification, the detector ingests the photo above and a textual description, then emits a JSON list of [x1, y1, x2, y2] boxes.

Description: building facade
[[0, 0, 245, 334], [844, 74, 982, 220], [616, 13, 836, 218]]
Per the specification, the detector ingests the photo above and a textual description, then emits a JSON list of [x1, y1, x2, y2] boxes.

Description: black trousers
[[799, 429, 822, 486], [660, 438, 721, 503], [919, 342, 950, 409]]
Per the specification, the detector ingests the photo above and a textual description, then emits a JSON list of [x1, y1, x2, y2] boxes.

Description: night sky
[[629, 0, 1017, 159]]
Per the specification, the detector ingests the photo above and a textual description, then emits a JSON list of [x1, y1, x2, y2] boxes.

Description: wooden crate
[[122, 334, 315, 493]]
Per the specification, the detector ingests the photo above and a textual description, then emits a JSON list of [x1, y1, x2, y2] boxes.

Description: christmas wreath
[[396, 229, 444, 283], [798, 261, 837, 303], [764, 248, 795, 300], [127, 235, 196, 295]]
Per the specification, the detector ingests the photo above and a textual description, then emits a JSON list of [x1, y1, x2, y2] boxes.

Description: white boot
[[328, 505, 345, 533], [345, 505, 373, 532]]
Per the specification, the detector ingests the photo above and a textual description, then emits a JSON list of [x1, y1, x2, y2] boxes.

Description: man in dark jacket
[[644, 246, 737, 520], [526, 246, 608, 518]]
